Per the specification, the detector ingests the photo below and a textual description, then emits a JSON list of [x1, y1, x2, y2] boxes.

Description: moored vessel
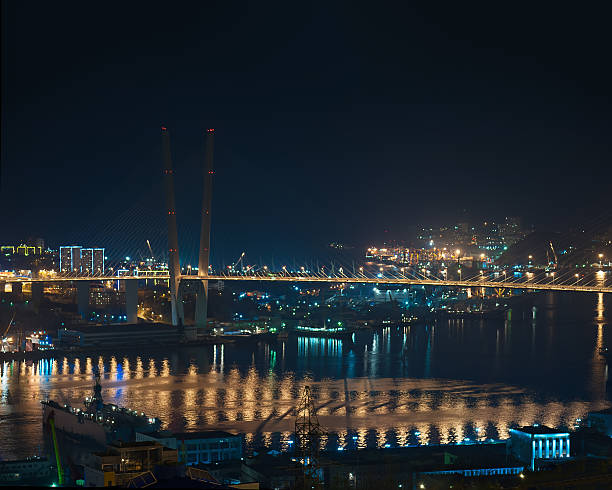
[[42, 371, 161, 448]]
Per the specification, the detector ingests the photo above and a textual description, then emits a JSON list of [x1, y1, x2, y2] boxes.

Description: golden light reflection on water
[[597, 292, 605, 323], [135, 357, 143, 379], [1, 295, 612, 458]]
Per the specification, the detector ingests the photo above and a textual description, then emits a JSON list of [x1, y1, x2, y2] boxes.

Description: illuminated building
[[60, 246, 82, 273], [83, 441, 177, 487], [508, 426, 570, 471], [81, 248, 93, 274], [136, 431, 242, 464], [1, 244, 43, 256], [93, 248, 104, 274], [60, 245, 105, 274], [81, 248, 105, 275]]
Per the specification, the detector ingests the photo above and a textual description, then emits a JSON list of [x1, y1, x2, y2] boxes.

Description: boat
[[295, 325, 355, 340], [42, 371, 161, 448]]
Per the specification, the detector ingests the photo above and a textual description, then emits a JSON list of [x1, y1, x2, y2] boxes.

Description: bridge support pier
[[31, 282, 44, 313], [194, 279, 208, 333], [76, 281, 90, 319], [124, 280, 138, 324]]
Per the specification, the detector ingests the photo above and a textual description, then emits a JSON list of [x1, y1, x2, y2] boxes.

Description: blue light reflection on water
[[0, 291, 610, 458]]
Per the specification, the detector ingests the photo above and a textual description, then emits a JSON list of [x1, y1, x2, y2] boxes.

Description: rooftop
[[110, 440, 166, 449], [173, 431, 240, 440], [511, 425, 569, 435], [140, 430, 240, 440], [61, 323, 175, 334]]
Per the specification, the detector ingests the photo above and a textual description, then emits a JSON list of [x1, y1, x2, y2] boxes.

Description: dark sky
[[2, 2, 611, 265]]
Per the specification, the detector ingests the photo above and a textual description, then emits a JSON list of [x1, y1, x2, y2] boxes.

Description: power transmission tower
[[295, 385, 325, 489]]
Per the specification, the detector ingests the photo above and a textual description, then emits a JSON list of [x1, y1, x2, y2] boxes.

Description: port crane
[[547, 241, 558, 269], [1, 310, 16, 352], [2, 310, 16, 339], [228, 251, 246, 272], [146, 239, 155, 261]]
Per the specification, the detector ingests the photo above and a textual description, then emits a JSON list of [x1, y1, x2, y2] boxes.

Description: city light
[[2, 9, 611, 486]]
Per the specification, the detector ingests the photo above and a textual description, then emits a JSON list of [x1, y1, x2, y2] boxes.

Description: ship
[[42, 371, 161, 448]]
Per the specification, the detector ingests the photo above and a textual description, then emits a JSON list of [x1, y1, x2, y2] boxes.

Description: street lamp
[[599, 253, 604, 267]]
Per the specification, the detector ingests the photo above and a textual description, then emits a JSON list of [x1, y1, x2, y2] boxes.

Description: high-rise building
[[81, 248, 93, 274], [93, 248, 105, 274], [60, 246, 82, 273], [81, 248, 105, 275], [60, 246, 105, 274]]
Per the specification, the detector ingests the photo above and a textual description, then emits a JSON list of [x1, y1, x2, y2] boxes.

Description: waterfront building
[[136, 430, 242, 464], [587, 407, 612, 437], [83, 441, 177, 487], [56, 324, 180, 348], [0, 457, 55, 485], [508, 426, 570, 470]]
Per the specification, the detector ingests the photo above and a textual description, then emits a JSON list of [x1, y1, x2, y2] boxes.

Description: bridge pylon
[[195, 129, 215, 332], [161, 127, 184, 328]]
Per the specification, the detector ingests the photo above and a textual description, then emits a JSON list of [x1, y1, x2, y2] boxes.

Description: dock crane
[[549, 241, 558, 269], [2, 310, 16, 352], [146, 239, 155, 261], [229, 252, 245, 272], [2, 310, 16, 339]]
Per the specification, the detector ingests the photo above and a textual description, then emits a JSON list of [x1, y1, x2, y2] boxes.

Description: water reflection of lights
[[148, 358, 156, 377], [596, 292, 605, 322], [135, 357, 143, 379], [3, 303, 611, 459], [297, 337, 343, 357]]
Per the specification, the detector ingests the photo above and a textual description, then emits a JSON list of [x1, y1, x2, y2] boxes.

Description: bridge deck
[[2, 274, 611, 293]]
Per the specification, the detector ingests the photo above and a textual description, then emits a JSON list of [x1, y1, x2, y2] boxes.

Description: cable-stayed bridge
[[4, 268, 611, 293], [3, 127, 610, 338]]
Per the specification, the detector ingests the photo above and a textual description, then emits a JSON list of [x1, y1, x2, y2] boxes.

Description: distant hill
[[496, 230, 611, 267]]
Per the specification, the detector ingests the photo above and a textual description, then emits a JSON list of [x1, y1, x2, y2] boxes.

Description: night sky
[[2, 2, 611, 265]]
